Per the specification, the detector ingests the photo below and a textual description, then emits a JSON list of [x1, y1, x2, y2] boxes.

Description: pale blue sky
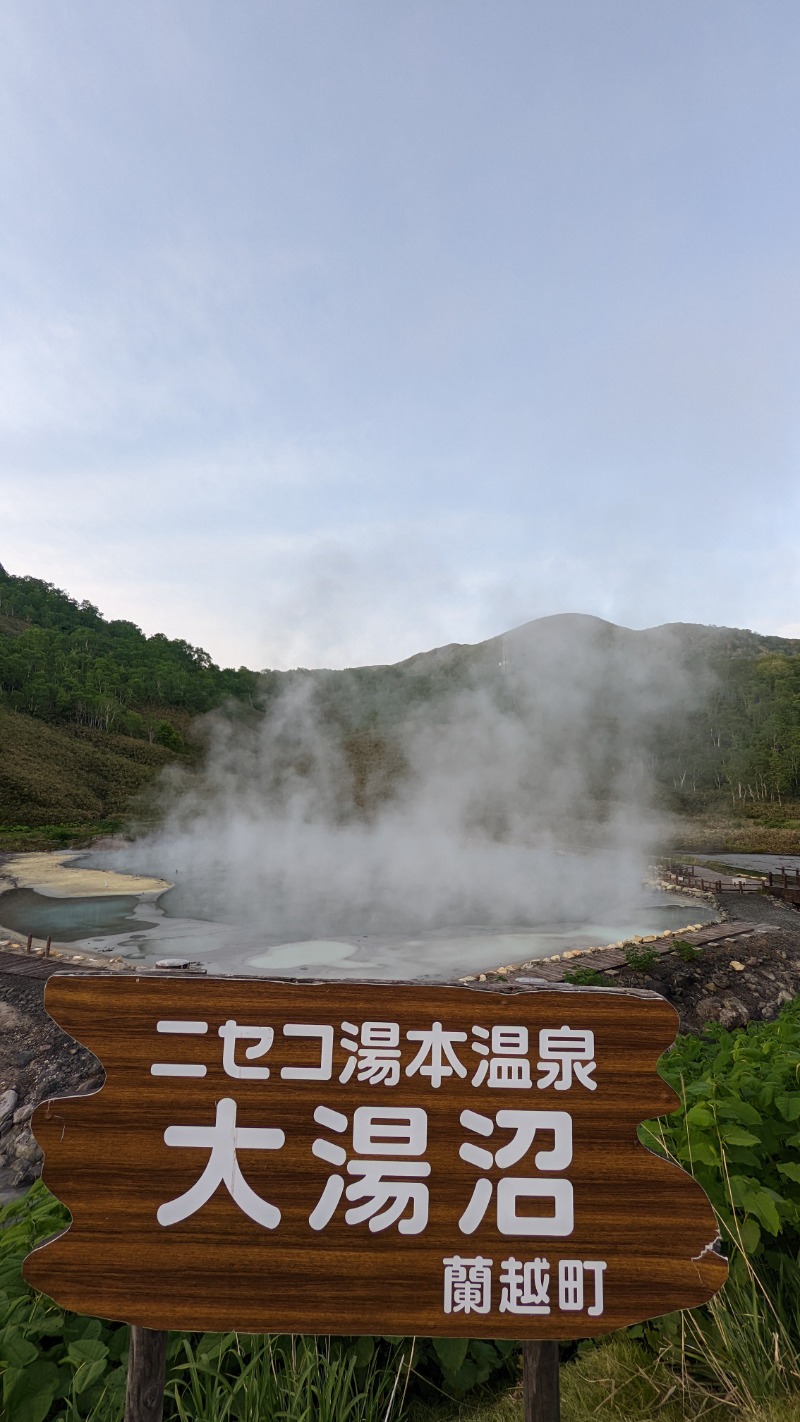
[[2, 1, 799, 668]]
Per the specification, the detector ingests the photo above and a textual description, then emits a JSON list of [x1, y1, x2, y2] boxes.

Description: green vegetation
[[0, 565, 261, 839], [4, 563, 800, 844], [413, 1336, 800, 1420], [660, 645, 800, 810], [562, 966, 608, 986], [164, 1333, 412, 1422], [637, 1003, 800, 1406], [4, 1007, 799, 1420], [0, 567, 258, 732], [0, 706, 177, 839], [622, 944, 659, 973], [0, 1185, 513, 1421], [673, 939, 702, 963]]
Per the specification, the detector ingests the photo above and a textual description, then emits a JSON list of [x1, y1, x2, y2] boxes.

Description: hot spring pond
[[0, 888, 157, 943], [0, 849, 719, 978]]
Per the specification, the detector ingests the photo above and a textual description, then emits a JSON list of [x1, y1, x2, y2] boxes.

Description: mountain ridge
[[2, 563, 800, 846]]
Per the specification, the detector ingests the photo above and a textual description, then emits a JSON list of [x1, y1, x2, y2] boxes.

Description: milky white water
[[0, 850, 716, 979]]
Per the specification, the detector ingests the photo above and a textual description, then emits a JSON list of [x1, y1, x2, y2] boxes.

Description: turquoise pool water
[[0, 888, 156, 943]]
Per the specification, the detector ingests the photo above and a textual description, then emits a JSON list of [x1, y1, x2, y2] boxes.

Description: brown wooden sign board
[[25, 976, 726, 1337]]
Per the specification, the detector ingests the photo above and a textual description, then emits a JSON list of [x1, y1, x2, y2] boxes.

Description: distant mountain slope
[[0, 564, 259, 838], [0, 707, 177, 833], [2, 563, 799, 842], [0, 563, 258, 736]]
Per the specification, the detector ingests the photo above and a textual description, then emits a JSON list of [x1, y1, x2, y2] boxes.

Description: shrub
[[562, 967, 608, 986], [638, 1000, 800, 1406], [673, 939, 701, 963], [623, 943, 659, 973]]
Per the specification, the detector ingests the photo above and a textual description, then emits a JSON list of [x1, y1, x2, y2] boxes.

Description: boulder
[[696, 995, 750, 1030], [0, 1089, 18, 1127]]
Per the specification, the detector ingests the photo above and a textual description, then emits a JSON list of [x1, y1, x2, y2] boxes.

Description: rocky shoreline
[[2, 889, 799, 1202], [0, 977, 102, 1199], [482, 889, 800, 1029]]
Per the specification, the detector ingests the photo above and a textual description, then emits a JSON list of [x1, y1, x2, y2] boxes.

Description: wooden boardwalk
[[663, 863, 765, 894], [664, 859, 800, 906], [514, 919, 769, 984], [763, 869, 800, 906], [0, 949, 96, 980]]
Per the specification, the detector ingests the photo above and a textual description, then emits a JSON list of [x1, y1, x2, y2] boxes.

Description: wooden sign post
[[124, 1327, 166, 1422], [25, 977, 726, 1419]]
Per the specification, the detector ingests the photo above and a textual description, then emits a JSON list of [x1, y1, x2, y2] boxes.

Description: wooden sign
[[24, 976, 726, 1337]]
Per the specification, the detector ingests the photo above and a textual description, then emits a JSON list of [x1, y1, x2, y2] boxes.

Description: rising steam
[[121, 615, 701, 942]]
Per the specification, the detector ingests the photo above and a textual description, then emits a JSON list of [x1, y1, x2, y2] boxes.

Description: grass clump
[[638, 1000, 800, 1410], [165, 1331, 412, 1421], [563, 966, 608, 986], [673, 939, 702, 963], [623, 943, 659, 973]]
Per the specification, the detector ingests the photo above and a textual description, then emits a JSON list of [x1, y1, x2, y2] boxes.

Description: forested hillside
[[1, 562, 800, 848], [657, 642, 800, 810], [0, 565, 261, 839], [0, 564, 258, 738]]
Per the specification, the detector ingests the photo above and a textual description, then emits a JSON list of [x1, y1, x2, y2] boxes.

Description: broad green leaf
[[108, 1325, 130, 1361], [720, 1125, 760, 1147], [776, 1161, 800, 1184], [686, 1105, 713, 1127], [5, 1388, 55, 1422], [722, 1146, 760, 1168], [0, 1328, 39, 1368], [717, 1099, 762, 1127], [102, 1366, 128, 1398], [743, 1189, 781, 1235], [775, 1092, 800, 1121], [432, 1336, 469, 1376], [196, 1330, 233, 1361], [4, 1360, 60, 1422], [63, 1314, 104, 1344], [688, 1140, 719, 1166], [354, 1336, 375, 1366], [73, 1355, 109, 1395], [22, 1314, 66, 1339], [67, 1337, 109, 1365], [739, 1216, 761, 1253]]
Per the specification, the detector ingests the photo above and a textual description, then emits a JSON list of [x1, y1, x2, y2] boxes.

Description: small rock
[[12, 1161, 38, 1188], [9, 1049, 37, 1068], [729, 961, 745, 972], [12, 1102, 34, 1126], [0, 1089, 18, 1127], [12, 1128, 42, 1162], [0, 1002, 25, 1031], [697, 996, 750, 1030], [75, 1069, 103, 1092]]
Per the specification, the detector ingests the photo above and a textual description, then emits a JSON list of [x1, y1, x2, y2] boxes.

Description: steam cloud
[[124, 616, 700, 944]]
